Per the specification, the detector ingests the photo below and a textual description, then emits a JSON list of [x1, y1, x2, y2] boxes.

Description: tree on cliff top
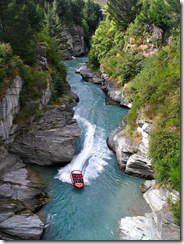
[[107, 0, 138, 31], [44, 0, 63, 44], [0, 0, 43, 64]]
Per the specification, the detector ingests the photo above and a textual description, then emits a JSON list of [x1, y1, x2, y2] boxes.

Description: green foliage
[[149, 125, 180, 189], [57, 0, 73, 21], [148, 0, 170, 28], [0, 43, 13, 82], [89, 17, 117, 68], [20, 65, 49, 106], [170, 200, 180, 226], [126, 100, 141, 131], [36, 28, 66, 75], [126, 19, 143, 37], [81, 19, 91, 46], [107, 0, 138, 31], [14, 61, 50, 123], [14, 102, 39, 126], [138, 0, 180, 31], [0, 43, 13, 63], [71, 0, 85, 25], [0, 0, 43, 64], [0, 68, 6, 83], [35, 27, 66, 103], [83, 0, 103, 33], [51, 73, 65, 102], [126, 39, 180, 193], [0, 43, 24, 97], [127, 37, 180, 124], [44, 0, 63, 44], [103, 51, 145, 85], [58, 0, 103, 46], [57, 0, 102, 37]]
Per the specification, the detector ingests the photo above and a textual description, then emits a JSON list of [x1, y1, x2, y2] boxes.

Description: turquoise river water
[[36, 56, 151, 240]]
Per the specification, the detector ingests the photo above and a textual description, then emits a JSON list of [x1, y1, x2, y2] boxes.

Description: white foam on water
[[83, 128, 112, 185], [44, 213, 57, 228], [55, 115, 113, 185], [55, 116, 96, 184]]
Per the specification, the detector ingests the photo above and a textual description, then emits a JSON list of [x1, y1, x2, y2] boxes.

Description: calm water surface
[[37, 56, 151, 240]]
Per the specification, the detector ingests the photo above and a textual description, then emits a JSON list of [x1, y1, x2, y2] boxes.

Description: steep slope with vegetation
[[89, 0, 180, 225], [0, 0, 103, 124]]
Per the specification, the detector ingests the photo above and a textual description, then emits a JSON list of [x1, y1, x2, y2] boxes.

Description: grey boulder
[[8, 106, 80, 166]]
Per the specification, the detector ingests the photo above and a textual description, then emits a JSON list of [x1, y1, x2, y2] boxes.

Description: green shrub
[[149, 124, 180, 191], [20, 65, 48, 106], [51, 73, 65, 102], [14, 103, 39, 126], [169, 151, 180, 192], [0, 43, 24, 99], [127, 99, 141, 131], [170, 200, 180, 226], [0, 68, 6, 81], [125, 17, 144, 37], [0, 43, 13, 63], [35, 28, 66, 79], [89, 17, 117, 67], [102, 51, 145, 86]]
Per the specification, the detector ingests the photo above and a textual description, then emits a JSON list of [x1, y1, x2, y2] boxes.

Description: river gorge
[[31, 56, 151, 240], [0, 0, 180, 240], [0, 56, 179, 240]]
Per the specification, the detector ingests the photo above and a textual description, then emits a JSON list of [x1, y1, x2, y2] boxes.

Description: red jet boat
[[70, 170, 84, 188]]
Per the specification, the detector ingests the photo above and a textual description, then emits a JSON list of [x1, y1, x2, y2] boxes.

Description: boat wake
[[83, 128, 111, 185], [55, 116, 95, 184], [55, 115, 111, 185]]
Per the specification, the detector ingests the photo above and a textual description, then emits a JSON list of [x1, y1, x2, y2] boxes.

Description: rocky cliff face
[[8, 106, 80, 166], [0, 149, 48, 240], [35, 43, 49, 71], [76, 64, 132, 108], [0, 44, 52, 147], [0, 43, 80, 167], [107, 116, 154, 179], [60, 24, 88, 59], [0, 75, 23, 145], [118, 180, 180, 240]]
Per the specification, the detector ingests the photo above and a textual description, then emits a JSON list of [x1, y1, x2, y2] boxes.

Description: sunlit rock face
[[118, 180, 180, 240], [107, 116, 154, 180]]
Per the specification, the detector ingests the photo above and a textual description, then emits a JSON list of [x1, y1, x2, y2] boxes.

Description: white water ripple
[[55, 115, 112, 185]]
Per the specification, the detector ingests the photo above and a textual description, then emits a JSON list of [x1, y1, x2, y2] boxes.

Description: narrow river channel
[[37, 56, 151, 240]]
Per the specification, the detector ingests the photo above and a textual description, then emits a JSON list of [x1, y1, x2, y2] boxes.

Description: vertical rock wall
[[0, 75, 23, 144], [107, 117, 154, 179], [60, 24, 88, 59]]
